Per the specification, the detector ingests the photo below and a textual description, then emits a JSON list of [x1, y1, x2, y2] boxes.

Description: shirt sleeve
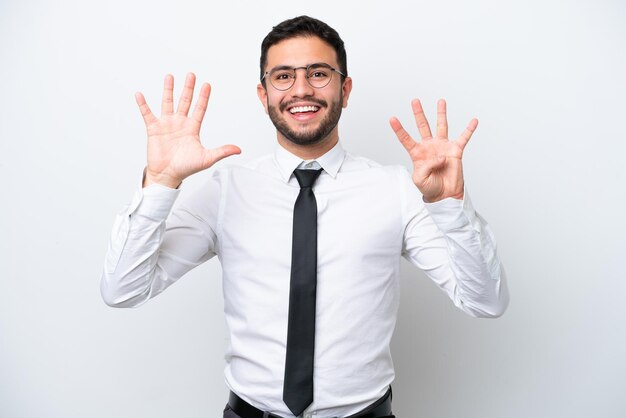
[[100, 176, 221, 308], [399, 168, 509, 318]]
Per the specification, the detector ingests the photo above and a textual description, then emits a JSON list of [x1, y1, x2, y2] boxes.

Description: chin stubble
[[268, 94, 343, 147]]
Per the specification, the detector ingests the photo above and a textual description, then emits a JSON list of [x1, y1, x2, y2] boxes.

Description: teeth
[[289, 105, 319, 114]]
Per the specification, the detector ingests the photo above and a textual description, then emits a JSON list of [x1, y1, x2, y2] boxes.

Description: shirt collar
[[274, 141, 346, 183]]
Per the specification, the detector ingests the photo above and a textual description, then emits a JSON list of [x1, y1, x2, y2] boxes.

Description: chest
[[217, 172, 404, 264]]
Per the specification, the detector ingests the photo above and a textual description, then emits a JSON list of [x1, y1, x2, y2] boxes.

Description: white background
[[1, 0, 625, 417]]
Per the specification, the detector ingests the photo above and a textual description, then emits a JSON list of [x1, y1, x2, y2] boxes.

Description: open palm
[[136, 73, 240, 188], [390, 99, 477, 202]]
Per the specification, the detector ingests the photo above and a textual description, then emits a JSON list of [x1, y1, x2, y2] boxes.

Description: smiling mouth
[[288, 105, 320, 114]]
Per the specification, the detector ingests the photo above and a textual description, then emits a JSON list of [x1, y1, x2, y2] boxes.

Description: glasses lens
[[267, 64, 337, 90], [270, 69, 295, 90], [306, 65, 332, 88]]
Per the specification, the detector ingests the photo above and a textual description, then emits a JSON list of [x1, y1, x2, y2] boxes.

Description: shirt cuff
[[132, 183, 181, 221], [424, 189, 476, 232]]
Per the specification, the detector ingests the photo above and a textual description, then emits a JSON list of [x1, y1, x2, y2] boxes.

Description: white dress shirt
[[101, 141, 509, 417]]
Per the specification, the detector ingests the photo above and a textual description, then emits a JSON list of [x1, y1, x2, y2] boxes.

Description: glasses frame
[[261, 62, 346, 91]]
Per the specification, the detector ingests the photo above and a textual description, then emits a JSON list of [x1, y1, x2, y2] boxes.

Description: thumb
[[201, 144, 242, 170], [414, 155, 445, 180]]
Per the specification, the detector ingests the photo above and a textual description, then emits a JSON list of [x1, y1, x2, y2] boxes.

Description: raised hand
[[135, 73, 241, 188], [390, 99, 477, 202]]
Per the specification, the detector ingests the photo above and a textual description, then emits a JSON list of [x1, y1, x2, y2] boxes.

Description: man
[[101, 15, 508, 418]]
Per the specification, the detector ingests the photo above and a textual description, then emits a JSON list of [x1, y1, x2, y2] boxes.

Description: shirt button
[[305, 162, 313, 168]]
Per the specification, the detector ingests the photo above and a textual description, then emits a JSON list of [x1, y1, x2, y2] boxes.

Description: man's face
[[257, 36, 352, 148]]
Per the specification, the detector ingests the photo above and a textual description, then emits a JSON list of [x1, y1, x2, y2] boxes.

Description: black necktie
[[283, 168, 323, 416]]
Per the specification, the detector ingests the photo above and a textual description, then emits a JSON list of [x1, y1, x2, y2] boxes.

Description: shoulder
[[342, 151, 411, 180], [207, 153, 276, 178], [176, 156, 276, 213], [201, 153, 286, 192]]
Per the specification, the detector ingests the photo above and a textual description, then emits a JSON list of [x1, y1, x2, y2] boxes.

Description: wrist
[[142, 167, 182, 189], [422, 190, 464, 203]]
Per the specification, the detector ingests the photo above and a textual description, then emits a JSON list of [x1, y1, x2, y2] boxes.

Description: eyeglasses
[[261, 62, 346, 91]]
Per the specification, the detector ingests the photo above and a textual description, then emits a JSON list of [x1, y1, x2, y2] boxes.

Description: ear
[[257, 83, 269, 114], [341, 77, 353, 108]]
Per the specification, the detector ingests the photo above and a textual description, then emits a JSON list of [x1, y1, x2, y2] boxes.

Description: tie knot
[[293, 168, 323, 189]]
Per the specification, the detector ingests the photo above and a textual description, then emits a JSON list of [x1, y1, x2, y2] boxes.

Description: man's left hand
[[390, 99, 478, 203]]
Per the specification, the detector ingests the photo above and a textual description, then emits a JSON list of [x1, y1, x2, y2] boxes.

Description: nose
[[290, 68, 315, 97]]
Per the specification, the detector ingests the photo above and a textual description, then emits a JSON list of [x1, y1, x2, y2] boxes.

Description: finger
[[414, 155, 446, 182], [202, 144, 242, 170], [457, 118, 479, 150], [176, 72, 196, 116], [389, 117, 417, 153], [411, 99, 433, 139], [134, 92, 157, 126], [436, 98, 448, 139], [161, 74, 174, 116], [191, 82, 211, 124]]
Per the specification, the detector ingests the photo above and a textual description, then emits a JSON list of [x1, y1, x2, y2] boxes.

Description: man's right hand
[[135, 73, 241, 188]]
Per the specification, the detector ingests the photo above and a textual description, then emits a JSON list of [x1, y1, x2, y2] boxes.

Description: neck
[[277, 132, 339, 160]]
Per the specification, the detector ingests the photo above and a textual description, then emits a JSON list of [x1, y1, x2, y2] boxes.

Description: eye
[[308, 69, 330, 79], [272, 70, 294, 81]]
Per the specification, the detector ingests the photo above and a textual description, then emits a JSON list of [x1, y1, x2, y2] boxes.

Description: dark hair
[[259, 15, 348, 84]]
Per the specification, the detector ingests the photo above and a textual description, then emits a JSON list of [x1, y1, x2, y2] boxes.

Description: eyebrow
[[268, 65, 296, 73], [267, 62, 329, 72]]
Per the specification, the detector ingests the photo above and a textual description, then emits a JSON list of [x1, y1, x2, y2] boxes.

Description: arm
[[392, 99, 508, 317], [401, 179, 509, 317], [100, 73, 239, 307], [100, 181, 221, 307]]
